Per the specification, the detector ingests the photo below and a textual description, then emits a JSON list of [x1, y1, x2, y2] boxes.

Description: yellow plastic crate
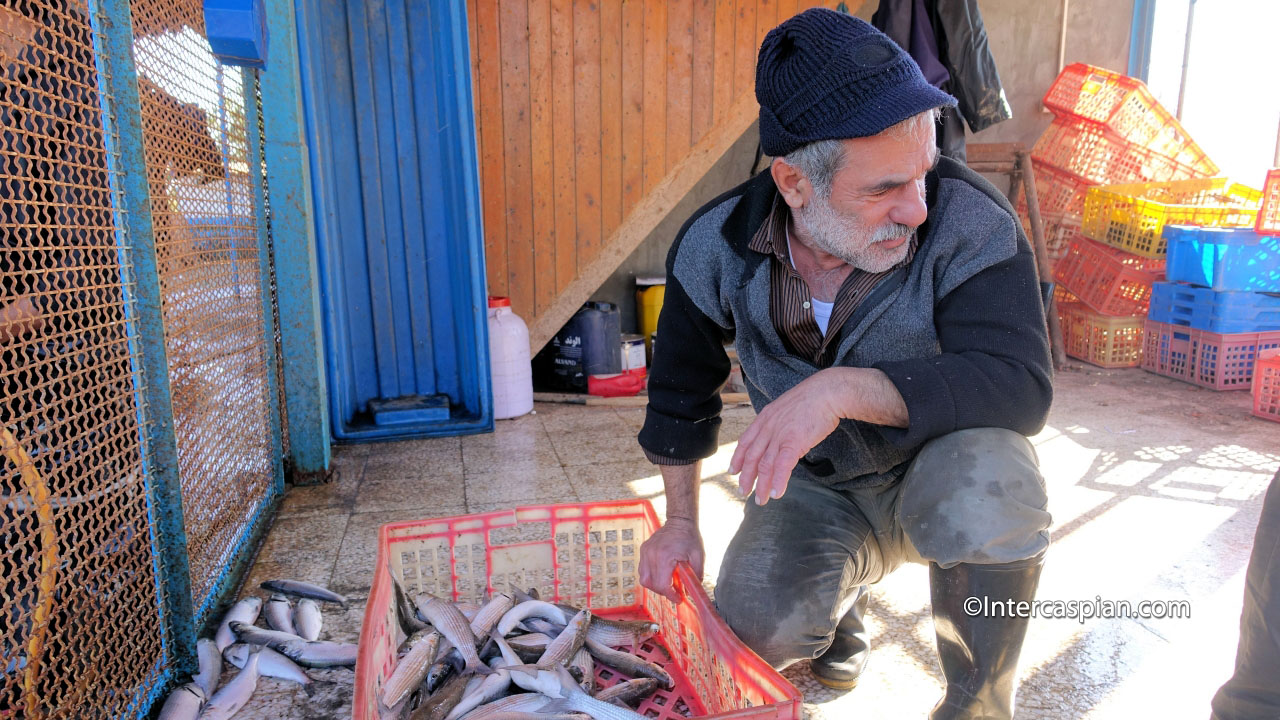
[[1081, 178, 1262, 258], [1057, 301, 1146, 368]]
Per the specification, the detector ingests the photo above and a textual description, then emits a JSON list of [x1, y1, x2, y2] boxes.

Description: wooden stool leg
[[1017, 152, 1067, 370]]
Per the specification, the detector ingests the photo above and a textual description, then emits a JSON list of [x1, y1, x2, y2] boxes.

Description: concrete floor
[[223, 365, 1279, 719]]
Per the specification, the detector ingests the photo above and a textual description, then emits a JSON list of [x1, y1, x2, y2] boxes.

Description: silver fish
[[224, 643, 317, 694], [260, 578, 348, 607], [199, 650, 260, 720], [414, 593, 491, 676], [426, 648, 463, 693], [569, 646, 594, 693], [390, 566, 430, 635], [458, 691, 590, 720], [584, 638, 673, 689], [523, 617, 566, 637], [157, 682, 205, 720], [537, 667, 649, 720], [468, 592, 516, 638], [193, 637, 221, 697], [274, 637, 359, 668], [444, 665, 512, 720], [495, 601, 568, 636], [229, 620, 302, 648], [382, 630, 441, 709], [410, 671, 469, 720], [592, 677, 660, 707], [266, 593, 297, 635], [537, 608, 592, 669], [294, 598, 323, 641], [214, 597, 262, 653], [489, 633, 564, 697], [584, 618, 661, 650]]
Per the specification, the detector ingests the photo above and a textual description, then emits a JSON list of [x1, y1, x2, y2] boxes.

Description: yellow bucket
[[635, 277, 665, 359]]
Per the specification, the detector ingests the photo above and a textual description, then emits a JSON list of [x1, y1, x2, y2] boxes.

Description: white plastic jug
[[488, 296, 533, 419]]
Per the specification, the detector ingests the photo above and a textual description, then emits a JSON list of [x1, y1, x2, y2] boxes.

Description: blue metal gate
[[296, 0, 492, 441]]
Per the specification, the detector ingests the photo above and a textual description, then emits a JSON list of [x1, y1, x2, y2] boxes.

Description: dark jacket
[[638, 157, 1052, 489], [872, 0, 1012, 134]]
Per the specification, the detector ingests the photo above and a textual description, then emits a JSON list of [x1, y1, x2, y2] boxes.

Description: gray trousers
[[715, 427, 1051, 669]]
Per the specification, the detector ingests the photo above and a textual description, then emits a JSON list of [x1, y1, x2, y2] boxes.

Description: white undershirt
[[786, 229, 834, 335]]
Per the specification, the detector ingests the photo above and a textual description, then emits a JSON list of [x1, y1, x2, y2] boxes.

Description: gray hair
[[781, 107, 942, 198]]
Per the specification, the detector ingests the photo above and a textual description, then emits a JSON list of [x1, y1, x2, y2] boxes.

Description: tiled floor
[[220, 366, 1279, 719]]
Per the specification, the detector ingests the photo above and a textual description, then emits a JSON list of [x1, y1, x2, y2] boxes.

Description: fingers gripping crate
[[353, 501, 802, 720], [1082, 179, 1264, 259], [1164, 226, 1280, 292], [1140, 319, 1280, 390], [1031, 117, 1210, 187], [1041, 63, 1218, 175], [1252, 350, 1280, 422], [1053, 234, 1165, 316], [1057, 301, 1146, 368], [1259, 169, 1280, 236]]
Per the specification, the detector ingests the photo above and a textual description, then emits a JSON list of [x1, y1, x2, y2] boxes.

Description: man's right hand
[[638, 516, 705, 603]]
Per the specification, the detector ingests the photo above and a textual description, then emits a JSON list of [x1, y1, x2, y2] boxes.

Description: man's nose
[[887, 180, 928, 229]]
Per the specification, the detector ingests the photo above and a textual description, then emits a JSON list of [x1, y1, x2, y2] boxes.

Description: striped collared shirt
[[747, 196, 919, 367]]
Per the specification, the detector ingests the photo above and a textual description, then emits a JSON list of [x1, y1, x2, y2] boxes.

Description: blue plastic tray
[[1164, 226, 1280, 292], [1148, 282, 1280, 333]]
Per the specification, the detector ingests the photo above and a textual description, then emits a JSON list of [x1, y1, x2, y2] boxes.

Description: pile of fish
[[158, 579, 356, 719], [379, 581, 674, 720]]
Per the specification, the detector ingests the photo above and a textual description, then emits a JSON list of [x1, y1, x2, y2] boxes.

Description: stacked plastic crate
[[1023, 64, 1219, 261], [1135, 172, 1279, 408]]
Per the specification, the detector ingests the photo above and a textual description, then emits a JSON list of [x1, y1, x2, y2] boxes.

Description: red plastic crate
[[1031, 117, 1211, 187], [1041, 64, 1218, 175], [1057, 301, 1145, 368], [1053, 234, 1164, 316], [353, 501, 802, 720], [1021, 160, 1094, 218], [1252, 349, 1280, 422], [1140, 318, 1280, 391], [1259, 168, 1280, 236]]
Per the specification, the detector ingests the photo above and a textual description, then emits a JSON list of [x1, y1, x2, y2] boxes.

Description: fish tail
[[467, 657, 495, 676]]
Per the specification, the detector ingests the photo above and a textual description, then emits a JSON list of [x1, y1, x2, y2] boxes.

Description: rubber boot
[[810, 586, 871, 690], [929, 557, 1044, 720]]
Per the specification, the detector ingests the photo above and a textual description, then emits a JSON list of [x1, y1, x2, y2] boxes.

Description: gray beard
[[794, 195, 914, 273]]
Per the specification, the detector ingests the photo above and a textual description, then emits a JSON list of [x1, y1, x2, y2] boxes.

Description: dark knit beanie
[[756, 8, 957, 158]]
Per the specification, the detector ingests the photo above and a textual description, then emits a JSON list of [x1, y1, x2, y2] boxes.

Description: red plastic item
[[1141, 319, 1280, 391], [488, 296, 512, 308], [1259, 169, 1280, 236], [1252, 350, 1280, 422], [1057, 301, 1145, 368], [1041, 63, 1218, 177], [1053, 234, 1164, 316], [588, 367, 647, 397], [1031, 117, 1211, 186], [353, 501, 802, 720]]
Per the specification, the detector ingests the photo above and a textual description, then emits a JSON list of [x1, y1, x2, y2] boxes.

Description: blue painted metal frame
[[1128, 0, 1157, 81], [87, 0, 199, 689], [296, 0, 492, 441], [261, 0, 331, 479]]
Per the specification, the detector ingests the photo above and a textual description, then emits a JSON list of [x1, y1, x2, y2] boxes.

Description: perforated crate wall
[[1031, 117, 1210, 187], [1058, 302, 1145, 368], [1054, 234, 1164, 316], [1258, 169, 1280, 236], [353, 501, 802, 720], [1141, 319, 1280, 390], [1252, 350, 1280, 422], [1082, 179, 1263, 258]]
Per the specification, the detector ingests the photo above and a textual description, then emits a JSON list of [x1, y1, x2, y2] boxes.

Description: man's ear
[[771, 157, 809, 210]]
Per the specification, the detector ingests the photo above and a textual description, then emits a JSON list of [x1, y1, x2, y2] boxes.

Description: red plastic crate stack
[[1253, 349, 1280, 422], [1020, 64, 1217, 260], [1052, 232, 1163, 368], [1259, 168, 1280, 236]]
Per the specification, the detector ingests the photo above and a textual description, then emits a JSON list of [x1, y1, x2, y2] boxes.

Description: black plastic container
[[533, 301, 622, 391]]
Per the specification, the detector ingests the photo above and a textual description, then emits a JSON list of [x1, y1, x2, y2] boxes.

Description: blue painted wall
[[296, 0, 491, 440]]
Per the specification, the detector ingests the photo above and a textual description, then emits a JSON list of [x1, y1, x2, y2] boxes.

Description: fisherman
[[635, 9, 1052, 720]]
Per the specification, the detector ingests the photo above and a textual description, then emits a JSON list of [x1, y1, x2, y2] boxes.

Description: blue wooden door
[[296, 0, 491, 440]]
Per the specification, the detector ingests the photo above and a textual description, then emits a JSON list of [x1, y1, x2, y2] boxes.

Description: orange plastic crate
[[1041, 63, 1217, 175], [1057, 301, 1145, 368], [1031, 117, 1211, 186], [1082, 179, 1263, 258], [1253, 349, 1280, 422], [353, 501, 802, 720], [1258, 168, 1280, 236], [1021, 159, 1094, 218], [1141, 318, 1280, 390], [1053, 234, 1164, 316]]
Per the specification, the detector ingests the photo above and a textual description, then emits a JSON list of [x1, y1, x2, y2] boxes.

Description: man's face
[[792, 117, 938, 272]]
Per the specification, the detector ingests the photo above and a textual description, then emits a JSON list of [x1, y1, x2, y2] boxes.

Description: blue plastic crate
[[1164, 226, 1280, 292], [1148, 282, 1280, 333]]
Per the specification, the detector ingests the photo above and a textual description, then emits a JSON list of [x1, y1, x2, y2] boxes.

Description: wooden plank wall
[[467, 0, 839, 340]]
